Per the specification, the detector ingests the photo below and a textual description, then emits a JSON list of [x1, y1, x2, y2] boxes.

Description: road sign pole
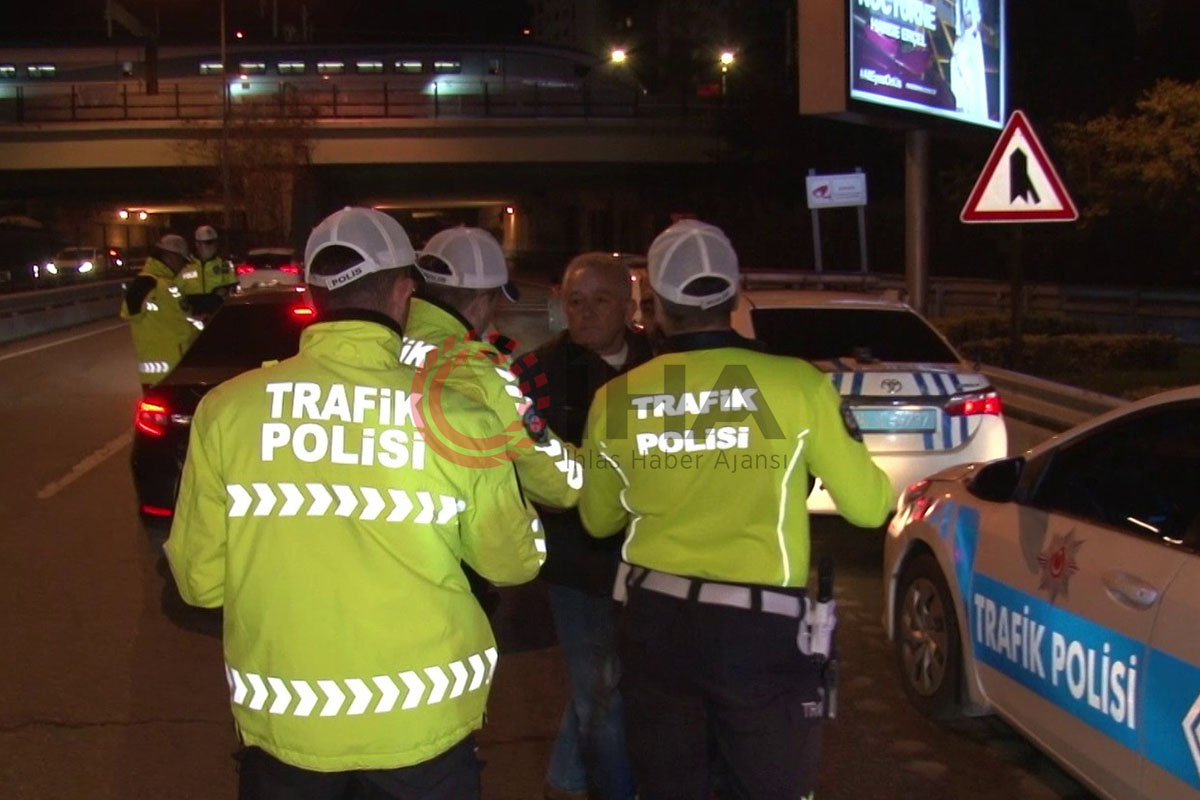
[[1009, 225, 1024, 369], [808, 168, 824, 273], [856, 167, 868, 273]]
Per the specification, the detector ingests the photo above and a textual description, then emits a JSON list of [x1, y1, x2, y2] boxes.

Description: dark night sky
[[4, 0, 1197, 123], [5, 0, 532, 45]]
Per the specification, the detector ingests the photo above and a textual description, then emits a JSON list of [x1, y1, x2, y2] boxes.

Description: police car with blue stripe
[[884, 385, 1200, 799], [731, 288, 1007, 512]]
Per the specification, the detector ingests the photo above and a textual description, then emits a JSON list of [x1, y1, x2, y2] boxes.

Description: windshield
[[179, 302, 314, 368], [57, 248, 94, 260], [243, 251, 297, 269], [750, 307, 959, 364]]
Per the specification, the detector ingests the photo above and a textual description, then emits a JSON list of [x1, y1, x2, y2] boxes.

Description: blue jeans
[[545, 583, 636, 800]]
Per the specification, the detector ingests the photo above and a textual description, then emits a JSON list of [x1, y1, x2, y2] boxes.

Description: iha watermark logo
[[410, 331, 554, 469]]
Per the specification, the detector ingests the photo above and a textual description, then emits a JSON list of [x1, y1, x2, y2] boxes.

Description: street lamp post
[[220, 0, 232, 233], [719, 50, 735, 96]]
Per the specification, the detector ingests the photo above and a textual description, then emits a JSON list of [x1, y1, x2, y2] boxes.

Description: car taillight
[[235, 264, 256, 275], [945, 391, 1002, 417], [279, 264, 301, 274], [141, 505, 174, 517], [135, 399, 170, 437], [291, 305, 316, 318]]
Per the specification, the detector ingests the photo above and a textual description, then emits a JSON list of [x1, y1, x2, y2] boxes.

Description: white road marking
[[36, 430, 134, 499], [0, 322, 127, 364]]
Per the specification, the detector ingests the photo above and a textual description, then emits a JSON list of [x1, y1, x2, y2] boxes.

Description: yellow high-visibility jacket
[[581, 330, 893, 587], [166, 315, 545, 772], [120, 256, 200, 385], [178, 254, 237, 296], [405, 297, 582, 509]]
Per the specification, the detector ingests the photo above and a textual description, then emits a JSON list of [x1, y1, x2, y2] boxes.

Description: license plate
[[852, 407, 937, 433]]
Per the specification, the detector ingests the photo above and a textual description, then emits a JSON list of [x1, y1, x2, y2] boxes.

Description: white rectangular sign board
[[806, 173, 868, 209]]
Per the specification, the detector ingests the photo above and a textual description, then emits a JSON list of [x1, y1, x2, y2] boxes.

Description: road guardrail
[[0, 279, 125, 344], [0, 277, 1138, 436], [981, 364, 1127, 433]]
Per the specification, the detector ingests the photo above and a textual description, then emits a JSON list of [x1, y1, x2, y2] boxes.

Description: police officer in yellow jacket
[[178, 224, 237, 316], [166, 207, 546, 799], [121, 234, 202, 388], [406, 225, 581, 509], [579, 220, 894, 800]]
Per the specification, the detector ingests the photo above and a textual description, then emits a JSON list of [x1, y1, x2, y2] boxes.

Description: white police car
[[883, 385, 1200, 800], [731, 289, 1007, 512]]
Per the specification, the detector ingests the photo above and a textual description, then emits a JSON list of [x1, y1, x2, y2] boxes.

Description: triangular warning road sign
[[961, 110, 1078, 223]]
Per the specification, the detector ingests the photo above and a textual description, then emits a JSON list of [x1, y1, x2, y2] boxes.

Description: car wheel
[[895, 553, 962, 719]]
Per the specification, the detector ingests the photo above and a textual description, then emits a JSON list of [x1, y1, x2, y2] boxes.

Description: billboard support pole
[[905, 129, 929, 312], [1008, 225, 1024, 369], [855, 165, 868, 272], [808, 168, 824, 273]]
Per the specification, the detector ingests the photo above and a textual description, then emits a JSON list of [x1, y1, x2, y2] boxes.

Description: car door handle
[[1101, 570, 1160, 609]]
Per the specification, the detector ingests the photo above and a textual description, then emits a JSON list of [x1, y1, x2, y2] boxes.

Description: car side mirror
[[967, 456, 1025, 503]]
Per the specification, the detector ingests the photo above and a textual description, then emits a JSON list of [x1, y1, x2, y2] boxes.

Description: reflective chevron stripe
[[532, 436, 583, 490], [225, 482, 466, 522], [225, 647, 499, 717], [493, 366, 528, 415], [531, 517, 546, 563], [138, 360, 171, 375], [493, 365, 583, 490]]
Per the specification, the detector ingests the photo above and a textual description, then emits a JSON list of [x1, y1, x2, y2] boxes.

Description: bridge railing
[[0, 81, 720, 124]]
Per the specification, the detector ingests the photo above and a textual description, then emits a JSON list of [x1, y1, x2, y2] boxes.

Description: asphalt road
[[0, 311, 1092, 799]]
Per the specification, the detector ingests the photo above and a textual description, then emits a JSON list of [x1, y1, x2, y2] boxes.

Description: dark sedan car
[[131, 286, 317, 531]]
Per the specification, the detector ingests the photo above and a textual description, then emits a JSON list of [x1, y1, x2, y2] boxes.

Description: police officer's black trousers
[[618, 587, 823, 800], [236, 735, 481, 800]]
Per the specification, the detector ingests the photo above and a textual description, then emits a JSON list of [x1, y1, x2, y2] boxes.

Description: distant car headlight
[[78, 261, 94, 273], [45, 264, 58, 275]]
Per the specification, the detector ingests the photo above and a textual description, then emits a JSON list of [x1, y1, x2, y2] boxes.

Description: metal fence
[[0, 81, 719, 124], [924, 277, 1200, 343], [742, 272, 1200, 344]]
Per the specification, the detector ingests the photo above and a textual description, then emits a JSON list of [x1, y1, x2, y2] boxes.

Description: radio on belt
[[797, 556, 838, 718]]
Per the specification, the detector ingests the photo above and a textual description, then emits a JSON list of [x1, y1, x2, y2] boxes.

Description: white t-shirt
[[599, 343, 628, 370]]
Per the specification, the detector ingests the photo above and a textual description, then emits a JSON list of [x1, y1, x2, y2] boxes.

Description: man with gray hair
[[524, 251, 651, 800]]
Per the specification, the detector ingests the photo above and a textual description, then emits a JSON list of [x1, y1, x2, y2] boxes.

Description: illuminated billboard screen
[[849, 0, 1005, 128]]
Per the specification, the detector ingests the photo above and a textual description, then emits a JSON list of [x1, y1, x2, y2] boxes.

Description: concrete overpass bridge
[[0, 76, 725, 272]]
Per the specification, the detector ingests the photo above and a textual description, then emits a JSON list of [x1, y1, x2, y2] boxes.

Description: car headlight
[[78, 261, 94, 273], [45, 264, 58, 275]]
